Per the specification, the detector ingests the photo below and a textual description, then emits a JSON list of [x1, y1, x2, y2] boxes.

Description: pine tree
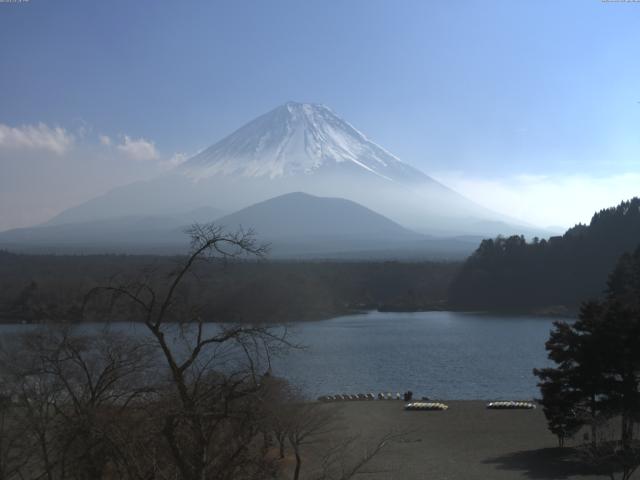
[[534, 245, 640, 451]]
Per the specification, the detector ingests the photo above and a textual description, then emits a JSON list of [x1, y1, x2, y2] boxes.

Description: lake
[[271, 311, 560, 400], [0, 311, 562, 400]]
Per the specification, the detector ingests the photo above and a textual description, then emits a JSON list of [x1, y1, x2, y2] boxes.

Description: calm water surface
[[271, 311, 560, 400], [0, 311, 561, 400]]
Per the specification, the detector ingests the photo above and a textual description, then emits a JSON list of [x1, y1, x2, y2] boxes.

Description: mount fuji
[[45, 102, 525, 237], [180, 102, 430, 184]]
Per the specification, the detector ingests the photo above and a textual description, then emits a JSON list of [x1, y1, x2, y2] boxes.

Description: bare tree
[[84, 224, 287, 480], [0, 326, 157, 480], [280, 398, 403, 480], [256, 374, 292, 460], [0, 223, 396, 480], [286, 402, 338, 480], [0, 392, 31, 480], [313, 431, 403, 480]]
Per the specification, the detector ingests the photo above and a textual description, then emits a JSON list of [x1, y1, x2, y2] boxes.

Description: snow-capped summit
[[180, 102, 429, 184]]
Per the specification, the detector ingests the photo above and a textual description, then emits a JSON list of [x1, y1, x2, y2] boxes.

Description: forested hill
[[0, 252, 458, 324], [448, 198, 640, 312]]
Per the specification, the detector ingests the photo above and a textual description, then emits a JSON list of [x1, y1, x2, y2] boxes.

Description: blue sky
[[1, 0, 639, 229]]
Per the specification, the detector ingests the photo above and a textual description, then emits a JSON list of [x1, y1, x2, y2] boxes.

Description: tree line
[[0, 251, 458, 324], [449, 197, 640, 312]]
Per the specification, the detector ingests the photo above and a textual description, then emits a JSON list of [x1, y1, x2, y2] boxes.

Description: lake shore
[[322, 400, 601, 479]]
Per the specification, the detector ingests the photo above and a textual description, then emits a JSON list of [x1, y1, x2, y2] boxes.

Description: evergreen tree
[[534, 245, 640, 452], [534, 302, 607, 446], [534, 366, 582, 447], [450, 197, 640, 311]]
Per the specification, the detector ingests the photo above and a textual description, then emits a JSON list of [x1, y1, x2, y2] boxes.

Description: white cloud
[[0, 123, 74, 155], [99, 134, 112, 146], [161, 152, 188, 169], [116, 135, 159, 161], [0, 124, 174, 230], [432, 171, 640, 229]]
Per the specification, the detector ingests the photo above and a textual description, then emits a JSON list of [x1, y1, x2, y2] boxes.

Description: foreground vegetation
[[3, 217, 640, 478], [0, 225, 398, 480], [535, 245, 640, 480]]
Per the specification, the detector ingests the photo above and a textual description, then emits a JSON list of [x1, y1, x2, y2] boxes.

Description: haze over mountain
[[0, 192, 482, 259], [217, 192, 417, 239], [214, 192, 469, 258], [0, 207, 224, 254], [45, 102, 540, 238]]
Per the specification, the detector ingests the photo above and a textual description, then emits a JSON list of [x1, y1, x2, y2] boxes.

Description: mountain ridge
[[216, 191, 420, 239], [38, 101, 542, 238]]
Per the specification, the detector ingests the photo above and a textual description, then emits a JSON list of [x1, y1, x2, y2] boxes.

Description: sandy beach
[[312, 401, 606, 480]]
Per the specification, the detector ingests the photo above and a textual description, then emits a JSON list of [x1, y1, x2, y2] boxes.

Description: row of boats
[[405, 402, 448, 411], [486, 401, 536, 409], [404, 401, 537, 411], [318, 393, 403, 401], [317, 394, 537, 411]]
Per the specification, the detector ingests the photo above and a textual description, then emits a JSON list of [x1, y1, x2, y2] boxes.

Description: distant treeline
[[0, 252, 459, 323], [449, 197, 640, 313]]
